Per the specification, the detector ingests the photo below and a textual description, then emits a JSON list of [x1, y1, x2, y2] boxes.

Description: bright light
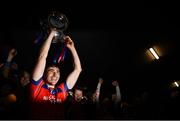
[[149, 48, 159, 60], [174, 82, 179, 87], [55, 32, 59, 36]]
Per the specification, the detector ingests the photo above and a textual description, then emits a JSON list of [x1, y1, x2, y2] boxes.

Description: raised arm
[[2, 48, 17, 78], [32, 30, 57, 81], [95, 77, 103, 102], [64, 36, 82, 89], [0, 63, 3, 68], [112, 80, 121, 103]]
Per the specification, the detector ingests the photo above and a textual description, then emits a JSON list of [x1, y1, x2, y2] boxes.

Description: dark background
[[0, 1, 180, 101]]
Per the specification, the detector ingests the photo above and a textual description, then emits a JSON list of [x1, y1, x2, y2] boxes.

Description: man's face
[[45, 66, 60, 86], [20, 72, 30, 86], [74, 89, 83, 102]]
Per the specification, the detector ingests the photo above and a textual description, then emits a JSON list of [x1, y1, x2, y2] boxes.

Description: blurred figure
[[99, 80, 122, 119], [19, 70, 30, 87], [65, 86, 88, 119], [15, 70, 31, 119], [112, 80, 121, 105], [111, 80, 122, 119], [0, 48, 18, 82], [88, 77, 104, 119], [1, 48, 18, 80], [92, 77, 103, 103], [74, 87, 85, 102], [0, 47, 19, 119], [0, 63, 3, 68]]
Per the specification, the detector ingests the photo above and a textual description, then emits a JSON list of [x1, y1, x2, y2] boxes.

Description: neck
[[46, 83, 55, 88]]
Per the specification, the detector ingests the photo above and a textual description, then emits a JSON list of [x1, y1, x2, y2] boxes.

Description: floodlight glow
[[149, 48, 159, 59], [174, 82, 179, 87]]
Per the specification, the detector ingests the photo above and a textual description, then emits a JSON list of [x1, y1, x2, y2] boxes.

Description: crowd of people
[[0, 29, 180, 120], [0, 29, 126, 120]]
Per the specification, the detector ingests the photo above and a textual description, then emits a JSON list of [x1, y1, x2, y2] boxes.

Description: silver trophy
[[40, 11, 69, 43]]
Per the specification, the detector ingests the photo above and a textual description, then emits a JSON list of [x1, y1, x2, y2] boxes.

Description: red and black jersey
[[30, 77, 69, 103], [28, 77, 69, 119]]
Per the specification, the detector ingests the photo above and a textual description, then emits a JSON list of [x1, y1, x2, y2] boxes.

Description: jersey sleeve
[[30, 77, 44, 100]]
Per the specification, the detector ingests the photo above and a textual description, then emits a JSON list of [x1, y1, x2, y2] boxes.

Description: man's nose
[[53, 72, 58, 76]]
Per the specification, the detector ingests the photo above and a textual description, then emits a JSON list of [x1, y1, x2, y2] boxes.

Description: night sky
[[0, 1, 180, 101]]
